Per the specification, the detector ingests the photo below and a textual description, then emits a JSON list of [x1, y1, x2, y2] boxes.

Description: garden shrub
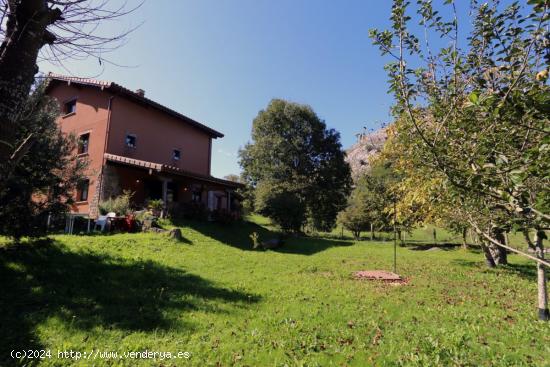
[[211, 209, 239, 224], [99, 190, 134, 216], [169, 202, 210, 221], [254, 181, 306, 233], [147, 199, 164, 211]]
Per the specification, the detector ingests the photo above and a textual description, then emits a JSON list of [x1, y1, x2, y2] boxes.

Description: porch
[[98, 153, 242, 217]]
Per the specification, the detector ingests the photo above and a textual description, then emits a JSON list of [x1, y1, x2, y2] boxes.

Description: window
[[77, 179, 89, 202], [78, 133, 90, 154], [64, 99, 77, 115], [125, 134, 137, 148], [172, 149, 181, 160]]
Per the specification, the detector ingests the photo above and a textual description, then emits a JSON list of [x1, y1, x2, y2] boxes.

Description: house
[[46, 73, 242, 218]]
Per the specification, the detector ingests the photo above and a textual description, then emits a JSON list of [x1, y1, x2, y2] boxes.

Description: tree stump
[[142, 218, 153, 231], [169, 228, 183, 241]]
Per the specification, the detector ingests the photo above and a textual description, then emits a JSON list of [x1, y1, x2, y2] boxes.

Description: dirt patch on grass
[[408, 243, 459, 251], [353, 270, 409, 285]]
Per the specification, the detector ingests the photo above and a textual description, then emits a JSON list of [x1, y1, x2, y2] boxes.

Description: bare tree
[[0, 0, 141, 171], [224, 174, 242, 183]]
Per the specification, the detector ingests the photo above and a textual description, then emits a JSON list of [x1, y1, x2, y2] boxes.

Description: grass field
[[1, 216, 549, 366]]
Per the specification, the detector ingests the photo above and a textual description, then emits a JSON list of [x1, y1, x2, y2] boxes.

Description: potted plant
[[147, 199, 164, 217]]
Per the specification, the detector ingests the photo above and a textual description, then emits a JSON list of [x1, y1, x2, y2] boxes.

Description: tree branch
[[468, 217, 550, 267]]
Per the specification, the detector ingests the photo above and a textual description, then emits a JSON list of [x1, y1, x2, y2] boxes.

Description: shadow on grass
[[402, 242, 462, 251], [276, 236, 353, 255], [61, 226, 194, 245], [452, 258, 542, 282], [0, 238, 259, 366], [174, 219, 352, 255], [465, 246, 483, 254], [169, 234, 193, 245]]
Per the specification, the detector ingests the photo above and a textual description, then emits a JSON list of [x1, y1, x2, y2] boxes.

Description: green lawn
[[1, 217, 549, 366]]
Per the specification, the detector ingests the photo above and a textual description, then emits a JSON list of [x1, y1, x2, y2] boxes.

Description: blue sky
[[39, 0, 470, 178]]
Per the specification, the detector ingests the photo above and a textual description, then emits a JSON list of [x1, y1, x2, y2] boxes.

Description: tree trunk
[[370, 223, 374, 241], [468, 228, 477, 248], [490, 227, 508, 265], [534, 230, 549, 321], [480, 241, 497, 268], [461, 227, 468, 249], [523, 228, 535, 250], [0, 0, 62, 168], [432, 228, 437, 244]]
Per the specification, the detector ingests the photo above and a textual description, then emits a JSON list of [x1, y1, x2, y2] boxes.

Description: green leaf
[[468, 92, 479, 105], [509, 169, 526, 185]]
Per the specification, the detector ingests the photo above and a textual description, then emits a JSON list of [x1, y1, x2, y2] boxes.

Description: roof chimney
[[136, 88, 145, 97]]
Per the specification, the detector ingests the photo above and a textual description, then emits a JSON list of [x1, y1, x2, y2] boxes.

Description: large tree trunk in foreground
[[534, 230, 549, 321], [0, 0, 62, 170]]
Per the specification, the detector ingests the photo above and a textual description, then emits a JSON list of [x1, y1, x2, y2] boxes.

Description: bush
[[147, 199, 163, 211], [211, 209, 239, 224], [134, 210, 155, 222], [337, 205, 371, 240], [337, 172, 391, 240], [169, 202, 210, 221], [255, 181, 306, 233], [99, 190, 134, 216]]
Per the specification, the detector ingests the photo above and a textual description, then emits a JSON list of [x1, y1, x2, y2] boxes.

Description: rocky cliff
[[345, 128, 387, 180]]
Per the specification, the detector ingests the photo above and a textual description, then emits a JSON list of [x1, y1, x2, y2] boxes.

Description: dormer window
[[64, 99, 77, 115], [173, 149, 181, 161], [125, 134, 137, 148]]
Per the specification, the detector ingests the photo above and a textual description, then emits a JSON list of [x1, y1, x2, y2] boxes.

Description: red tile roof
[[104, 153, 243, 188], [46, 73, 224, 138]]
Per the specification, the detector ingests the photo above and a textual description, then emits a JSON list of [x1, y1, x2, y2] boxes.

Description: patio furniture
[[65, 213, 93, 234], [94, 212, 116, 232]]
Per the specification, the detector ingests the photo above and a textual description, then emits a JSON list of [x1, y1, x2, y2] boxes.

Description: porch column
[[207, 190, 214, 210], [161, 178, 169, 217], [227, 190, 231, 211], [202, 188, 208, 206]]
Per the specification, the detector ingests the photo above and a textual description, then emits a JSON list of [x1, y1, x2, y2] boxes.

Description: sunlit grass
[[1, 216, 548, 366]]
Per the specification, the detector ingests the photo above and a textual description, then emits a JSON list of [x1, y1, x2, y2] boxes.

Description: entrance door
[[144, 179, 163, 200], [167, 182, 179, 203]]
